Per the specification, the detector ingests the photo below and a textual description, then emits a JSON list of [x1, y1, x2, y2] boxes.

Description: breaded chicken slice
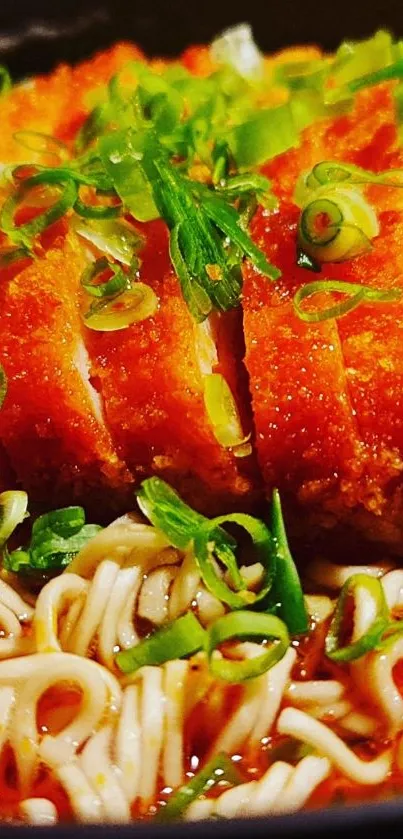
[[85, 219, 258, 515], [244, 83, 403, 548], [0, 231, 132, 515], [242, 203, 365, 527]]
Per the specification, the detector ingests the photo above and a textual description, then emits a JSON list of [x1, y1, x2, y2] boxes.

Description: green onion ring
[[300, 197, 343, 246], [82, 282, 158, 331], [32, 506, 86, 540], [12, 165, 110, 190], [0, 490, 28, 547], [205, 611, 290, 682], [307, 160, 403, 190], [325, 573, 389, 662], [194, 513, 276, 609], [116, 612, 206, 674], [13, 131, 68, 163], [294, 280, 402, 322], [1, 175, 78, 248], [157, 753, 241, 821], [74, 194, 122, 220], [268, 489, 309, 635], [136, 476, 207, 551], [80, 257, 129, 299]]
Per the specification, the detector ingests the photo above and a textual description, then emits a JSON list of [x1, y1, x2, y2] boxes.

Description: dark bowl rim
[[1, 4, 403, 835], [3, 797, 403, 835]]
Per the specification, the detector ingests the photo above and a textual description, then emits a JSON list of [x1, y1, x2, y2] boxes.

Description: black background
[[0, 0, 403, 77]]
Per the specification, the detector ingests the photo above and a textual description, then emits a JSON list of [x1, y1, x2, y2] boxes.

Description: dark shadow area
[[0, 0, 403, 76]]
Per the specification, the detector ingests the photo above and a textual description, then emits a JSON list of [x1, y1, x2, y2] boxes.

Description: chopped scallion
[[267, 489, 308, 635], [0, 491, 28, 548], [157, 753, 240, 821], [0, 174, 78, 249], [13, 131, 68, 163], [82, 282, 158, 331], [116, 611, 206, 674], [206, 610, 290, 681], [298, 187, 379, 263], [80, 257, 130, 299], [3, 505, 102, 574], [203, 372, 252, 455], [294, 280, 402, 322], [325, 574, 388, 662], [193, 512, 275, 609]]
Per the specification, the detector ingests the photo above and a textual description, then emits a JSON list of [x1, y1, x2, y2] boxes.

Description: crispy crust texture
[[244, 84, 403, 548], [85, 220, 258, 515], [2, 45, 403, 544], [0, 233, 133, 515]]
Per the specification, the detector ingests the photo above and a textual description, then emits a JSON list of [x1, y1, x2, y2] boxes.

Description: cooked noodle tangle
[[0, 525, 400, 823]]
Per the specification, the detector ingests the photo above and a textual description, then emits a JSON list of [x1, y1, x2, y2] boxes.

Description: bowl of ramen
[[2, 1, 403, 834]]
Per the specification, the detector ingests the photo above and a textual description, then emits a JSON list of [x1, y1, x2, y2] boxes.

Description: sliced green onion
[[230, 104, 298, 167], [0, 66, 11, 95], [0, 491, 28, 547], [142, 137, 242, 315], [80, 257, 129, 299], [300, 196, 343, 246], [325, 573, 389, 662], [137, 478, 275, 609], [82, 282, 158, 331], [202, 194, 281, 279], [204, 373, 251, 455], [157, 753, 241, 822], [289, 89, 331, 133], [0, 364, 7, 410], [13, 131, 68, 162], [0, 175, 78, 248], [32, 506, 86, 539], [298, 188, 379, 263], [330, 30, 394, 91], [267, 489, 308, 635], [212, 139, 231, 184], [0, 246, 30, 268], [11, 164, 103, 190], [169, 224, 212, 322], [346, 56, 403, 93], [99, 129, 158, 222], [136, 477, 207, 550], [74, 194, 122, 220], [275, 59, 327, 92], [306, 161, 403, 190], [294, 280, 402, 323], [72, 217, 144, 266], [376, 620, 403, 649], [4, 505, 102, 574], [193, 513, 275, 609], [75, 104, 109, 153], [214, 172, 271, 199], [116, 612, 206, 674], [206, 611, 290, 681]]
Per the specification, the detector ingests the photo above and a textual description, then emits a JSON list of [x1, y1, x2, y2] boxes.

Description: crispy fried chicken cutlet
[[243, 83, 403, 548], [2, 30, 403, 548]]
